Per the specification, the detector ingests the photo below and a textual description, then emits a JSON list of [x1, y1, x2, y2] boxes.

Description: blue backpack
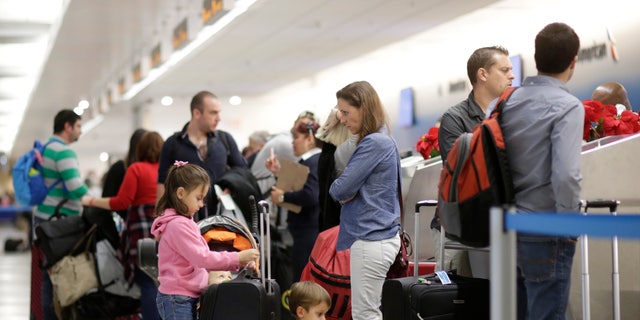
[[12, 140, 63, 206]]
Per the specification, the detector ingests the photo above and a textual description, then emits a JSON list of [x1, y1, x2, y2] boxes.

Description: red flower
[[583, 99, 640, 141], [415, 126, 440, 159]]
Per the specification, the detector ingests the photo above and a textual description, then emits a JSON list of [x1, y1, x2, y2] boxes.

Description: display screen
[[398, 87, 415, 127], [510, 55, 523, 87]]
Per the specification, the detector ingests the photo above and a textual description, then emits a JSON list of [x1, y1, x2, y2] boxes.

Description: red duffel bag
[[299, 226, 351, 320]]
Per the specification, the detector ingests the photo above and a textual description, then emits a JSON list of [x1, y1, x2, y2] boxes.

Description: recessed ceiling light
[[161, 96, 173, 106], [229, 95, 241, 106], [78, 100, 89, 109]]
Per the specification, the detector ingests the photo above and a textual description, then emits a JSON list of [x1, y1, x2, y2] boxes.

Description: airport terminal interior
[[1, 0, 640, 319]]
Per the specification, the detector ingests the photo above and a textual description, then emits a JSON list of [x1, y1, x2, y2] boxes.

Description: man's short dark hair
[[190, 91, 217, 114], [534, 22, 580, 74], [53, 109, 81, 134], [467, 46, 510, 85]]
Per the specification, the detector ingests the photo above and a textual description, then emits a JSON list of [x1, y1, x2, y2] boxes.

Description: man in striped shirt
[[34, 109, 89, 320]]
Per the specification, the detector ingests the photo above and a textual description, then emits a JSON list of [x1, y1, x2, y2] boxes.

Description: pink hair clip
[[173, 160, 189, 167]]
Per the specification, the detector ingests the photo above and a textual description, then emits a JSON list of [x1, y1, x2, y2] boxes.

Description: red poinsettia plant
[[583, 99, 640, 142], [416, 126, 440, 159]]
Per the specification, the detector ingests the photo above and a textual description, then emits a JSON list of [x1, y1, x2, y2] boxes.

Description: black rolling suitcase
[[199, 199, 281, 320], [382, 200, 489, 320]]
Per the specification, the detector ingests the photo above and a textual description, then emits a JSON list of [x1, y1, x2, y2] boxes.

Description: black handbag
[[73, 290, 141, 319], [35, 200, 89, 267]]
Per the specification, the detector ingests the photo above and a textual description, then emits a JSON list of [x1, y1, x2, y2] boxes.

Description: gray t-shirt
[[334, 134, 357, 176]]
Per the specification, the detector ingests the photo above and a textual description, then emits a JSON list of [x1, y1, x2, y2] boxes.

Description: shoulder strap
[[40, 139, 66, 194], [397, 167, 404, 226], [216, 131, 231, 157], [169, 131, 181, 163], [491, 86, 518, 117], [448, 133, 472, 202]]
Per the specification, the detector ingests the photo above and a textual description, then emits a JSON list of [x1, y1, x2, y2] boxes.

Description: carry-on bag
[[299, 225, 351, 320], [382, 200, 489, 320], [199, 199, 281, 320], [580, 199, 621, 320]]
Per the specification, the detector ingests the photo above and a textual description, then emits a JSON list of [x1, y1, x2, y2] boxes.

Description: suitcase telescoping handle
[[414, 200, 438, 281], [258, 200, 273, 294], [583, 199, 618, 213], [579, 199, 621, 320]]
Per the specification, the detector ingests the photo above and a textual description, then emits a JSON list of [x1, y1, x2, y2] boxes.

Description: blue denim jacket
[[330, 132, 401, 251]]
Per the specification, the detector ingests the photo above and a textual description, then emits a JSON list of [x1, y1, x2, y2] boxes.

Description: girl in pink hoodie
[[152, 161, 259, 320]]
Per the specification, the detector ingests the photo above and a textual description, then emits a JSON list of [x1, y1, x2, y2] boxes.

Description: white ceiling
[[6, 0, 499, 165]]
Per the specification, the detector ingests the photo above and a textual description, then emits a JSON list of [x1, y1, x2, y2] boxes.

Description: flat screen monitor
[[398, 87, 415, 127], [510, 55, 523, 87]]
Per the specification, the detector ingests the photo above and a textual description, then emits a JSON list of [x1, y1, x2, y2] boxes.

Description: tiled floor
[[0, 220, 31, 319]]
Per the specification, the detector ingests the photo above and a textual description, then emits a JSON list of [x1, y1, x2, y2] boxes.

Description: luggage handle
[[258, 200, 273, 294], [249, 195, 259, 235], [414, 200, 437, 280], [579, 199, 621, 320], [582, 199, 619, 213]]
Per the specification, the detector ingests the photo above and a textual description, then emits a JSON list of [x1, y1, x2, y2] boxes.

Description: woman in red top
[[82, 131, 164, 320]]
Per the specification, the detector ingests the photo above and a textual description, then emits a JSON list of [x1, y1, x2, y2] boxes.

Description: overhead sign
[[202, 0, 230, 25], [106, 89, 112, 105], [172, 18, 189, 50], [132, 63, 142, 83], [118, 78, 126, 95], [150, 43, 162, 68]]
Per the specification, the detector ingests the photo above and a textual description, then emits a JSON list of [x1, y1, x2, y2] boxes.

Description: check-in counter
[[401, 133, 640, 319], [569, 134, 640, 320], [401, 155, 442, 261]]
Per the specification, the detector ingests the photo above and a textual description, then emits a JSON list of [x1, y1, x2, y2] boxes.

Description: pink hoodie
[[151, 209, 239, 297]]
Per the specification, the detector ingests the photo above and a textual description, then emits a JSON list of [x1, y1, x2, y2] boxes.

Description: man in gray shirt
[[432, 46, 515, 276], [498, 22, 582, 320]]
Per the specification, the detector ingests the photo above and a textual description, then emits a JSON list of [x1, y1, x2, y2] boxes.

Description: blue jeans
[[517, 236, 576, 320], [156, 292, 198, 320], [135, 268, 161, 320], [42, 267, 57, 320]]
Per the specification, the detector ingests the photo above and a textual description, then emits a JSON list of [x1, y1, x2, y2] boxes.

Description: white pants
[[349, 233, 400, 320]]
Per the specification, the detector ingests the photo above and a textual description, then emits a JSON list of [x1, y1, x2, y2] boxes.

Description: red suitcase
[[30, 244, 43, 320]]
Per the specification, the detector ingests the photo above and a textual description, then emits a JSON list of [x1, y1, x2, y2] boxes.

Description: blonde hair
[[289, 281, 331, 318], [316, 108, 350, 146]]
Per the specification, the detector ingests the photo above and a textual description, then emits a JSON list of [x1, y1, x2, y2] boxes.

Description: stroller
[[137, 213, 259, 285]]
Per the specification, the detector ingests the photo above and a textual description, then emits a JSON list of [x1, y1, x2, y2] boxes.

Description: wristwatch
[[278, 194, 284, 203]]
